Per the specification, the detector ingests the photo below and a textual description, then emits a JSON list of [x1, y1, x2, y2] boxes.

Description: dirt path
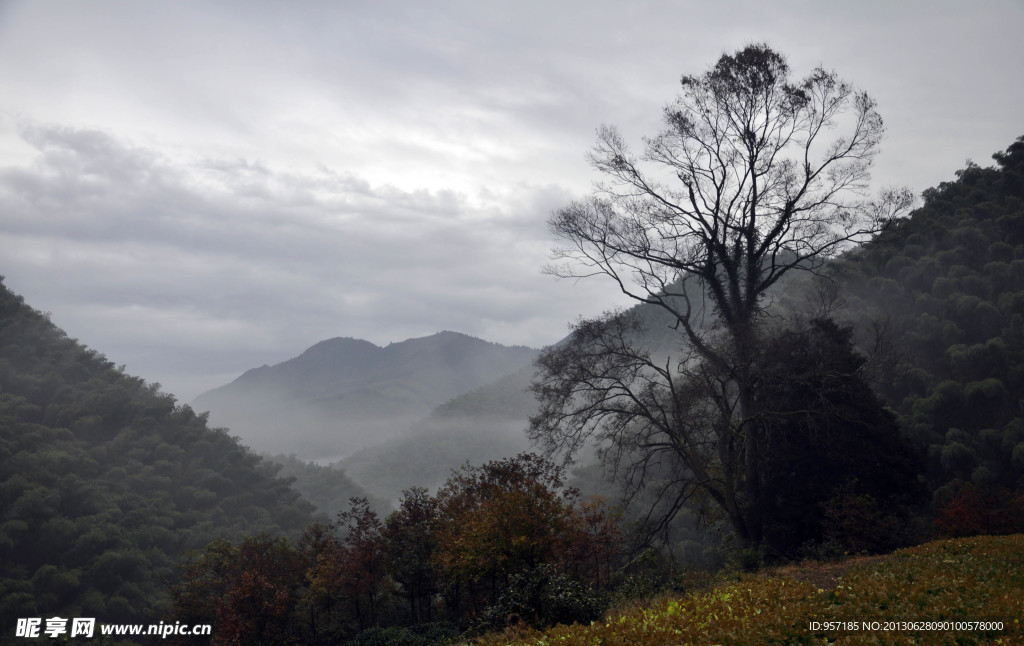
[[760, 554, 889, 589]]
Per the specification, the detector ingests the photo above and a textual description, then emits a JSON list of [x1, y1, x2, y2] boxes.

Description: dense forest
[[0, 283, 315, 631], [2, 135, 1023, 645], [834, 138, 1024, 519]]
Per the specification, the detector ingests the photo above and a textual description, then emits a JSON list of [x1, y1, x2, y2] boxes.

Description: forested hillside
[[832, 135, 1024, 527], [0, 280, 314, 628], [266, 452, 389, 516]]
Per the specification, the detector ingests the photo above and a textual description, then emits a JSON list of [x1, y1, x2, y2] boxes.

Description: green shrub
[[481, 564, 606, 630]]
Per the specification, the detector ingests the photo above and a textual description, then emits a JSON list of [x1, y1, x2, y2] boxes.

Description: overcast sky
[[1, 1, 1022, 402]]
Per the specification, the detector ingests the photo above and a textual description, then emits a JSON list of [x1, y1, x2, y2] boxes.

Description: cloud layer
[[0, 123, 615, 398], [0, 0, 1021, 400]]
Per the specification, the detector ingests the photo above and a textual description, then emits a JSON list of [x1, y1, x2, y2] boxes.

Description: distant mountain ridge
[[193, 330, 538, 460]]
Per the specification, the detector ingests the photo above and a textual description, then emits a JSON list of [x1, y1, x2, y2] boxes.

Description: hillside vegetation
[[168, 454, 620, 645], [833, 136, 1024, 508], [788, 136, 1024, 549], [468, 534, 1024, 645], [0, 280, 314, 628]]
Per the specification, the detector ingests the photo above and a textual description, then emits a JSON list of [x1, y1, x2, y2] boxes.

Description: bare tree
[[530, 44, 912, 547]]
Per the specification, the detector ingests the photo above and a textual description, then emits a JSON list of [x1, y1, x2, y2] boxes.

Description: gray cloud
[[0, 122, 610, 398], [0, 0, 1022, 400]]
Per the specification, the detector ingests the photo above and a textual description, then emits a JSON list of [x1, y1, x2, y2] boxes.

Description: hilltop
[[193, 331, 538, 460]]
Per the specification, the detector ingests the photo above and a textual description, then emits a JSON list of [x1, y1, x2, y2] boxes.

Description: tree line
[[169, 453, 619, 645]]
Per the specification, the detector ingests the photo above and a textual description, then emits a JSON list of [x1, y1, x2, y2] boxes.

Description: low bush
[[480, 564, 606, 631], [934, 482, 1024, 537]]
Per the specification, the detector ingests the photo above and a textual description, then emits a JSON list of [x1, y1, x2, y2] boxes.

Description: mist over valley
[[2, 4, 1023, 642], [192, 331, 538, 464]]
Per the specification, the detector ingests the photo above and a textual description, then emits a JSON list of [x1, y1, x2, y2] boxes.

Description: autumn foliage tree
[[380, 487, 441, 624], [171, 535, 302, 645], [172, 501, 386, 646], [170, 456, 621, 639], [934, 482, 1024, 538], [433, 453, 619, 622], [306, 497, 385, 634], [434, 454, 572, 584]]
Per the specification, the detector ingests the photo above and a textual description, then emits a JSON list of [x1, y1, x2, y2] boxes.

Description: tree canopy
[[828, 135, 1024, 535], [170, 454, 619, 643]]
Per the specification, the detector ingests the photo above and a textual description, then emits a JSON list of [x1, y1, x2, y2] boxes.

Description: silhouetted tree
[[531, 44, 911, 547], [754, 318, 923, 554]]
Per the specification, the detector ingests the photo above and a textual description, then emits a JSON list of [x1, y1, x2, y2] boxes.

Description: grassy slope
[[469, 534, 1023, 645]]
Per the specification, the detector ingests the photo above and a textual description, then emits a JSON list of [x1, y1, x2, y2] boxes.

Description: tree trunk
[[735, 317, 765, 547]]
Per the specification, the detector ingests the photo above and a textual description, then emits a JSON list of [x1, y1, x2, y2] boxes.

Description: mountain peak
[[386, 330, 476, 345], [299, 336, 380, 357], [192, 331, 539, 459]]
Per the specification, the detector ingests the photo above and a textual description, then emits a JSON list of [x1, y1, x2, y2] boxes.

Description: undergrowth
[[464, 534, 1023, 645]]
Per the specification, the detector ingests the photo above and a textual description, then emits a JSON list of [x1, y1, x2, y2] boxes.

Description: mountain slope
[[193, 331, 538, 460], [338, 361, 538, 502], [470, 534, 1024, 645], [0, 278, 314, 628], [828, 135, 1024, 504], [265, 452, 390, 517]]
